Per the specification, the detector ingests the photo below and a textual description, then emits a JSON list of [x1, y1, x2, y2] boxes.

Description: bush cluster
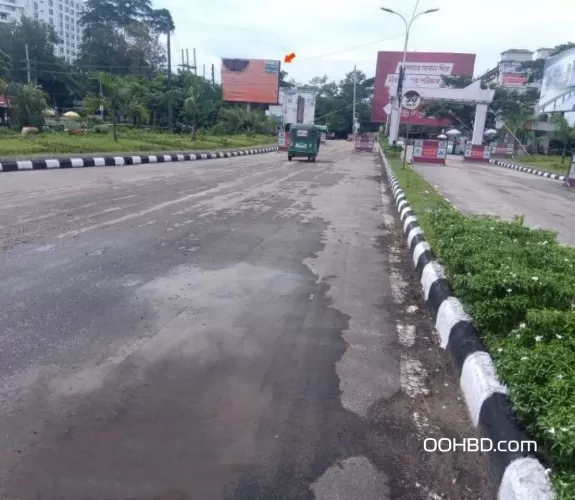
[[387, 155, 575, 498]]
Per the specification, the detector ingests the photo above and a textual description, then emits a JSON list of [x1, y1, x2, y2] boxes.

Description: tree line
[[2, 0, 570, 145], [0, 0, 374, 140]]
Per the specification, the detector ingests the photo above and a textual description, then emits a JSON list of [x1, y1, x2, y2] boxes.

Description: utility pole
[[193, 49, 197, 75], [202, 64, 205, 79], [186, 49, 189, 71], [181, 49, 185, 72], [211, 64, 215, 85], [352, 64, 357, 136], [167, 29, 173, 130], [99, 77, 104, 118], [25, 44, 31, 84]]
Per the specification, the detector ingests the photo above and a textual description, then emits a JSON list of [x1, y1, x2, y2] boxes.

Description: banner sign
[[412, 139, 447, 164], [385, 74, 443, 89], [394, 62, 454, 76], [502, 75, 528, 87], [490, 143, 514, 157], [372, 51, 476, 125], [464, 144, 491, 162]]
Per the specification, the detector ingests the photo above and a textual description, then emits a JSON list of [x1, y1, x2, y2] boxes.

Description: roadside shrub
[[383, 144, 404, 158], [386, 151, 575, 499]]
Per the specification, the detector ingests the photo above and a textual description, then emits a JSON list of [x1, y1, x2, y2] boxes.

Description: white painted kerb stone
[[460, 351, 508, 427]]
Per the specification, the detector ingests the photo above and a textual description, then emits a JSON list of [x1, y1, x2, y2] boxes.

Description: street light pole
[[352, 64, 357, 137], [381, 6, 439, 144]]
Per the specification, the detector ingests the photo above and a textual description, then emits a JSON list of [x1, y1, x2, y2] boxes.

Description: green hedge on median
[[386, 155, 575, 499]]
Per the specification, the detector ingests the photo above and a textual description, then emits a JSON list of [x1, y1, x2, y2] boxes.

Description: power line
[[292, 33, 405, 63]]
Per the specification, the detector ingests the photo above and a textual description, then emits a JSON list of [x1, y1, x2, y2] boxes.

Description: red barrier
[[277, 132, 290, 152], [490, 143, 514, 159], [411, 139, 447, 165], [354, 134, 375, 152], [464, 144, 491, 162]]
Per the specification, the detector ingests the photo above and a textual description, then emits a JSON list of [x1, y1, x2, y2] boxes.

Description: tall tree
[[79, 0, 165, 76], [550, 114, 575, 163], [0, 49, 11, 85]]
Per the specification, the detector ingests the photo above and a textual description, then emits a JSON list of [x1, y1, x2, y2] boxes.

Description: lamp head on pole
[[423, 8, 439, 14], [380, 7, 397, 14]]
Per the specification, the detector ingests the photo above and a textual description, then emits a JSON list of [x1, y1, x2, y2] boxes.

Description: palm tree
[[149, 9, 175, 130], [84, 72, 149, 141], [502, 109, 533, 153], [181, 79, 203, 140], [551, 114, 575, 163], [7, 82, 48, 129]]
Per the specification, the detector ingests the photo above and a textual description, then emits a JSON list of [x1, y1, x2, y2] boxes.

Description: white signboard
[[402, 91, 421, 110], [538, 46, 575, 113], [276, 89, 317, 125], [394, 62, 454, 76], [383, 103, 392, 115], [385, 73, 444, 89], [567, 153, 575, 187]]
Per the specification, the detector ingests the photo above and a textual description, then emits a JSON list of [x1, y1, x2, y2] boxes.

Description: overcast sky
[[154, 0, 573, 85]]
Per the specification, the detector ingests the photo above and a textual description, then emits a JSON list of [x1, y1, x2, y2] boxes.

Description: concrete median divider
[[0, 147, 279, 173], [488, 158, 566, 182], [379, 146, 554, 500]]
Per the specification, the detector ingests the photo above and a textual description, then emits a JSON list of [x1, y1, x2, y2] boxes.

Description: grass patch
[[0, 129, 274, 157], [518, 154, 571, 174], [385, 151, 575, 499]]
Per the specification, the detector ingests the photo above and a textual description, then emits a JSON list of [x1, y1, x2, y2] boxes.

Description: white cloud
[[155, 0, 575, 84]]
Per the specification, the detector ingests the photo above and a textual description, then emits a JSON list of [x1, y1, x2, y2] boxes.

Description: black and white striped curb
[[489, 158, 566, 182], [0, 147, 278, 173], [379, 149, 554, 500]]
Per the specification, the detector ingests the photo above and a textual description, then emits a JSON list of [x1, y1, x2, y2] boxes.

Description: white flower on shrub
[[548, 427, 556, 435], [535, 335, 543, 342], [519, 322, 526, 329], [531, 276, 539, 281], [521, 356, 528, 361], [507, 288, 512, 293]]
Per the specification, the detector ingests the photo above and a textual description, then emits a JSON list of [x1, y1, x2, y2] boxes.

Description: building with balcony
[[479, 48, 553, 91], [0, 0, 84, 63]]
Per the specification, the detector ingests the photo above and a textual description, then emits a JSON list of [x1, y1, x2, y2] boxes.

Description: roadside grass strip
[[380, 148, 575, 499]]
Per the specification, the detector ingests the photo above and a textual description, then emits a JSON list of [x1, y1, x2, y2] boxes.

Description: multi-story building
[[479, 48, 552, 91], [0, 0, 84, 63]]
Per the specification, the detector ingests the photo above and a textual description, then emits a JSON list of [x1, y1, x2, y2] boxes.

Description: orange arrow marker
[[284, 53, 296, 63]]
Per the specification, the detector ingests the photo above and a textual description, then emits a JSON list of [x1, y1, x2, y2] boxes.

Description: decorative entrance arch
[[387, 79, 495, 146]]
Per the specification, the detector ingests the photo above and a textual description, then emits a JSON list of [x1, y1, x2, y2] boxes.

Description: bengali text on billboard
[[221, 58, 280, 104], [538, 47, 575, 114], [371, 51, 476, 125]]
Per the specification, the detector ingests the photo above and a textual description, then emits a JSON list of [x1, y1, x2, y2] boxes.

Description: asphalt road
[[0, 142, 492, 500], [413, 155, 575, 246]]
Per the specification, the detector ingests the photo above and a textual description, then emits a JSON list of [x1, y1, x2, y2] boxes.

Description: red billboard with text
[[221, 58, 280, 104], [371, 51, 476, 125]]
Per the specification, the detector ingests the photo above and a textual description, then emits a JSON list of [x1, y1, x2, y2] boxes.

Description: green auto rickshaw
[[287, 124, 319, 162]]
